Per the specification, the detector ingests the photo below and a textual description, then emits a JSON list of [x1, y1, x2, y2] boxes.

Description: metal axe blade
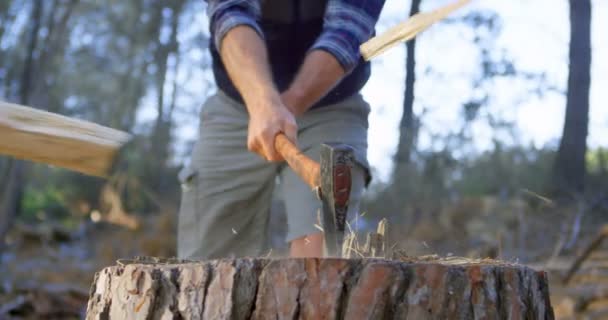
[[320, 142, 355, 257]]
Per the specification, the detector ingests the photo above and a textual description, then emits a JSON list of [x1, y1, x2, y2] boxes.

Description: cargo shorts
[[177, 91, 370, 259]]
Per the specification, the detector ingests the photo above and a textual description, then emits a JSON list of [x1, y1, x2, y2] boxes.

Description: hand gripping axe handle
[[275, 133, 353, 257]]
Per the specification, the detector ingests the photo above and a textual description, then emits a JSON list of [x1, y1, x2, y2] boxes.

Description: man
[[177, 0, 386, 259]]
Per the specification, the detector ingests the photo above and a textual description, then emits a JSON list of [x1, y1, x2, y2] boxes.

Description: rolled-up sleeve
[[310, 0, 385, 72], [206, 0, 263, 51]]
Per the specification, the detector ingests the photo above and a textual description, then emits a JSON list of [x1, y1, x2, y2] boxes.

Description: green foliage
[[586, 148, 608, 175], [368, 145, 560, 219], [586, 148, 608, 192], [21, 184, 69, 222], [454, 144, 555, 197]]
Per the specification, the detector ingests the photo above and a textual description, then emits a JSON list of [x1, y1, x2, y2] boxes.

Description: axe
[[275, 134, 353, 257]]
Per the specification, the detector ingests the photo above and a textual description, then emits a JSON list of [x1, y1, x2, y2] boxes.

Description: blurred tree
[[553, 0, 592, 195], [370, 0, 424, 224], [371, 5, 557, 226], [146, 0, 187, 193], [0, 0, 206, 247], [0, 0, 44, 250], [394, 0, 422, 166]]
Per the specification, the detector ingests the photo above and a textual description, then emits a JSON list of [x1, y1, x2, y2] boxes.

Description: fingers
[[282, 117, 298, 146], [261, 128, 282, 162], [247, 128, 273, 161], [247, 133, 262, 159], [247, 113, 298, 162], [263, 119, 295, 162], [265, 118, 298, 162], [246, 124, 284, 162]]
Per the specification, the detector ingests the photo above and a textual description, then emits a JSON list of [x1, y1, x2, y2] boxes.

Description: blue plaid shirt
[[206, 0, 386, 72]]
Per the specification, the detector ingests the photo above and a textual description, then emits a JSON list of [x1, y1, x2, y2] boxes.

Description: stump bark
[[86, 257, 554, 319]]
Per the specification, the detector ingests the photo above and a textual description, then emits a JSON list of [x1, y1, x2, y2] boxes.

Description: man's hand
[[247, 95, 297, 161]]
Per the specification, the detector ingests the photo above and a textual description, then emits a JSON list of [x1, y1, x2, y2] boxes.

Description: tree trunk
[[554, 0, 592, 194], [31, 0, 79, 112], [86, 257, 554, 319], [0, 0, 43, 251], [148, 0, 184, 192], [394, 0, 421, 165], [0, 160, 24, 251]]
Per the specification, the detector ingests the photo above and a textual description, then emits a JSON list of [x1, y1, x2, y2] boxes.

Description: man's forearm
[[282, 50, 346, 116], [219, 25, 297, 161], [284, 0, 386, 114], [220, 26, 281, 110]]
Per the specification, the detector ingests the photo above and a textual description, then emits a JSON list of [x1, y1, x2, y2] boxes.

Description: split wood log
[[0, 100, 131, 177], [86, 257, 555, 319], [360, 0, 470, 60]]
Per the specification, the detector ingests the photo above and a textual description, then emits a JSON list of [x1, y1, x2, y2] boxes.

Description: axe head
[[319, 142, 354, 257]]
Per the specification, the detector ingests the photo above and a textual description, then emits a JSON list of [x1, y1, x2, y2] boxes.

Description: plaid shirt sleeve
[[206, 0, 263, 51], [310, 0, 386, 72]]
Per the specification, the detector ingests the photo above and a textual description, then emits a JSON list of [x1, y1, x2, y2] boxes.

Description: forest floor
[[1, 210, 607, 319], [544, 253, 608, 320], [0, 212, 177, 320]]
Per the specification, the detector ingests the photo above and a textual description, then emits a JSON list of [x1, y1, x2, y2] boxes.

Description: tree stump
[[86, 257, 554, 319]]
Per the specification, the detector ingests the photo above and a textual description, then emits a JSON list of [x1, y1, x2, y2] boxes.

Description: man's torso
[[210, 0, 371, 108]]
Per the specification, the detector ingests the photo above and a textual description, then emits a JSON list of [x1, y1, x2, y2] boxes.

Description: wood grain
[[0, 100, 131, 177], [360, 0, 471, 61]]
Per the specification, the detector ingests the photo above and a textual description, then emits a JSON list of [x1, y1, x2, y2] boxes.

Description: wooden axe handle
[[274, 133, 320, 190]]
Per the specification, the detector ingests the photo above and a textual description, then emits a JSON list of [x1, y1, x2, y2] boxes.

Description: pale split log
[[0, 100, 131, 177], [86, 257, 555, 319], [360, 0, 471, 61]]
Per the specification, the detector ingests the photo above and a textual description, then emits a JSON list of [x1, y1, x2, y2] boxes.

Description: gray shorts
[[177, 91, 370, 259]]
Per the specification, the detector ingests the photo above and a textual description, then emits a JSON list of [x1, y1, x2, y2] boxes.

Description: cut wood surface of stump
[[86, 256, 554, 320]]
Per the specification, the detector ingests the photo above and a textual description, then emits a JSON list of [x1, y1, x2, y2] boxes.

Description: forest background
[[0, 0, 606, 318]]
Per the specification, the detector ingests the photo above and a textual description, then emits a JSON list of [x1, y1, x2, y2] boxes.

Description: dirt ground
[[0, 212, 177, 319], [541, 251, 608, 320]]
